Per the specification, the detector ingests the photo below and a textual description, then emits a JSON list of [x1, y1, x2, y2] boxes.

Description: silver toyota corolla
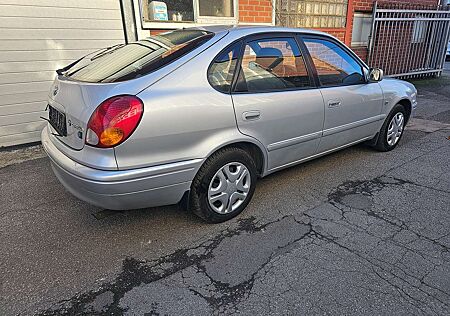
[[42, 26, 417, 223]]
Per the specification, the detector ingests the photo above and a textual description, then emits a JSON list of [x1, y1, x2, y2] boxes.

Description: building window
[[199, 0, 234, 18], [411, 18, 427, 44], [351, 13, 372, 46], [276, 0, 348, 28], [140, 0, 236, 25]]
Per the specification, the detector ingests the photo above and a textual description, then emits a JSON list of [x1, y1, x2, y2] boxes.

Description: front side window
[[236, 37, 312, 92], [208, 42, 242, 93], [65, 30, 213, 83], [303, 38, 365, 86]]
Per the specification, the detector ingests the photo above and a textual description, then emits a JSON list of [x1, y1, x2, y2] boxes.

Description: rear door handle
[[243, 110, 261, 121], [328, 100, 342, 108]]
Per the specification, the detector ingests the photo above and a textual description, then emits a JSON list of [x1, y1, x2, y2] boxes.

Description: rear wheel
[[374, 104, 406, 151], [189, 147, 257, 223]]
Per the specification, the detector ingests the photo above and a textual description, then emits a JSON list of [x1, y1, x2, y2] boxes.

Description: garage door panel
[[0, 39, 121, 51], [0, 29, 124, 40], [0, 17, 123, 30], [0, 130, 43, 147], [0, 71, 55, 85], [2, 91, 48, 107], [1, 60, 75, 73], [0, 102, 46, 116], [0, 110, 46, 126], [0, 50, 93, 63], [0, 1, 124, 147], [0, 5, 122, 20], [0, 120, 46, 136], [0, 81, 53, 96], [0, 0, 121, 10]]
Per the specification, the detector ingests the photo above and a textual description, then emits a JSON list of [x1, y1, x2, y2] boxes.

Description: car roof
[[188, 24, 368, 69], [189, 24, 331, 38]]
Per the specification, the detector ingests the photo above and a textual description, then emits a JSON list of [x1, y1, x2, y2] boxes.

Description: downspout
[[344, 0, 354, 46], [119, 0, 139, 44]]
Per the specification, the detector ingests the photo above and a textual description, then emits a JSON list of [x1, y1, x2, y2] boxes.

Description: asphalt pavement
[[1, 68, 449, 315]]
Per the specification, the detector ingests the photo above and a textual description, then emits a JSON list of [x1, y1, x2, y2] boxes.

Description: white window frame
[[139, 0, 239, 29]]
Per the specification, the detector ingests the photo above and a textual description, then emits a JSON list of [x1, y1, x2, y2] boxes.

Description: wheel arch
[[203, 138, 268, 177], [397, 98, 412, 123]]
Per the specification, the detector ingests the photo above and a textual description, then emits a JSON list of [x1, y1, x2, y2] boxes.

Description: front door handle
[[243, 110, 261, 121], [328, 100, 342, 108]]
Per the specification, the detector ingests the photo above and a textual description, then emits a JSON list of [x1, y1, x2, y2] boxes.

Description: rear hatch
[[46, 29, 215, 150], [48, 79, 129, 150]]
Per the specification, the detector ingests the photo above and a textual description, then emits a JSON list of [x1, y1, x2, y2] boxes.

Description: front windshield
[[65, 30, 213, 83]]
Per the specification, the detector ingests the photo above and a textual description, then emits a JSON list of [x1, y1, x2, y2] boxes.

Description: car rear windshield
[[64, 30, 214, 83]]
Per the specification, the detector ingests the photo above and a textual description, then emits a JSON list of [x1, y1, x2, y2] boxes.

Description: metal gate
[[367, 2, 450, 78]]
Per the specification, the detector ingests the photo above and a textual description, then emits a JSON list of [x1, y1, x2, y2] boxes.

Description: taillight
[[86, 95, 143, 148]]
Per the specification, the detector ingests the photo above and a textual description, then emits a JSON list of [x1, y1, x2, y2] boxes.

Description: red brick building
[[134, 0, 442, 62], [136, 0, 274, 36]]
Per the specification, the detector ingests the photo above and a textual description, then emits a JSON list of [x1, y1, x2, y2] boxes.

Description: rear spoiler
[[56, 56, 85, 76]]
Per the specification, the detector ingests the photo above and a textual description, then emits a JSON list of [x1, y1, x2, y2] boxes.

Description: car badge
[[53, 85, 59, 96]]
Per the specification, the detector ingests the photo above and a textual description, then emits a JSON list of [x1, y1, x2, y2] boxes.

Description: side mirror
[[367, 68, 384, 82]]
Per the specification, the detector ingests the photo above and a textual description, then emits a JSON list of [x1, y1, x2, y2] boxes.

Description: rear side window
[[208, 42, 242, 93], [65, 30, 213, 83], [303, 38, 365, 86], [235, 37, 312, 93]]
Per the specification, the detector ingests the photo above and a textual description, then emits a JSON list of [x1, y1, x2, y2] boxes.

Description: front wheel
[[374, 104, 407, 152], [189, 147, 257, 223]]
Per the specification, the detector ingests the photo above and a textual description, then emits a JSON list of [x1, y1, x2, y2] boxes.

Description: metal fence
[[367, 2, 450, 78]]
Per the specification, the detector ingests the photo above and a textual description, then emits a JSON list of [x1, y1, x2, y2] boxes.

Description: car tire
[[374, 103, 407, 152], [189, 147, 257, 223]]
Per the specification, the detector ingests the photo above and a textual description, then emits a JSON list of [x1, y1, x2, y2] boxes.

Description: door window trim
[[207, 40, 244, 94], [299, 34, 370, 89], [230, 32, 318, 94]]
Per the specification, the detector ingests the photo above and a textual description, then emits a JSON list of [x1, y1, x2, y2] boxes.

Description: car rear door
[[301, 35, 384, 152], [230, 33, 325, 172]]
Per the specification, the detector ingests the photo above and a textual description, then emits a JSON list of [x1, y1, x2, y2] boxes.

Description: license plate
[[48, 105, 67, 136]]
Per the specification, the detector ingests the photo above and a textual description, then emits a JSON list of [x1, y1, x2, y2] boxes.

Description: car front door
[[230, 34, 325, 172], [302, 36, 384, 153]]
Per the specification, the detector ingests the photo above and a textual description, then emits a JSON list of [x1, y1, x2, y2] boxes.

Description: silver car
[[41, 26, 417, 223]]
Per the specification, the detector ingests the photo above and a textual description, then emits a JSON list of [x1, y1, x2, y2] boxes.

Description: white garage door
[[0, 0, 125, 147]]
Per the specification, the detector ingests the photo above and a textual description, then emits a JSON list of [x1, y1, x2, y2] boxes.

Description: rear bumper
[[41, 128, 202, 210]]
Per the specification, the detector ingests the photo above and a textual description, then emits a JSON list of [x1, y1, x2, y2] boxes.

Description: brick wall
[[239, 0, 272, 24], [355, 0, 439, 12], [352, 46, 368, 61], [320, 29, 346, 42]]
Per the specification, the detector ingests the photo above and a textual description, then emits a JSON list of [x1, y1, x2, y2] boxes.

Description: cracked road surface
[[1, 78, 449, 315]]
